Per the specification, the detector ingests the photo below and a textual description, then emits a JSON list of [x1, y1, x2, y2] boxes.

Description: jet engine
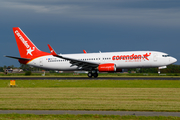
[[98, 63, 116, 72]]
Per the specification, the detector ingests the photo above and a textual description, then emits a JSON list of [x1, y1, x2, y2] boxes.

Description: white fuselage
[[27, 51, 177, 71]]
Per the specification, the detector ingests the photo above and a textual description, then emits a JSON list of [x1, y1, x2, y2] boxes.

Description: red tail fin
[[13, 27, 50, 59]]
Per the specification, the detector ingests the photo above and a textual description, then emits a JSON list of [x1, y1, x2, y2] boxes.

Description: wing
[[47, 44, 99, 71]]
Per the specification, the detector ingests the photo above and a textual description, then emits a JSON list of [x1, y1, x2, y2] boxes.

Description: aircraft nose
[[171, 57, 177, 63]]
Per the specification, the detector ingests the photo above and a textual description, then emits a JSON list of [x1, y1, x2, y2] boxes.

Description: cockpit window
[[162, 55, 170, 57]]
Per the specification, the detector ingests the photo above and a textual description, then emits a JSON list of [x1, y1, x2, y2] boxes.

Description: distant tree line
[[0, 64, 43, 72], [0, 65, 16, 72], [161, 64, 180, 73], [129, 64, 180, 73]]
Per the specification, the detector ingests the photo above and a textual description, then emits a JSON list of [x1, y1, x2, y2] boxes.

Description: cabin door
[[153, 53, 158, 62], [39, 58, 43, 66]]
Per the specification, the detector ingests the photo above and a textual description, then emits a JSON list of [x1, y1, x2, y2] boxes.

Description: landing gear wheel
[[93, 72, 98, 78], [88, 72, 92, 78]]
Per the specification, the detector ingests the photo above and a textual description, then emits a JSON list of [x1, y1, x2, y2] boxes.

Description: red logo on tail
[[27, 47, 35, 56]]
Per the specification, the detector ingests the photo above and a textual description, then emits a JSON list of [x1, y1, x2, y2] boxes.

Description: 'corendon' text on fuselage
[[112, 53, 151, 61]]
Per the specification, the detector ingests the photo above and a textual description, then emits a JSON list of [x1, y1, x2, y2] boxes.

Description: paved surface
[[0, 110, 180, 117], [0, 77, 180, 80]]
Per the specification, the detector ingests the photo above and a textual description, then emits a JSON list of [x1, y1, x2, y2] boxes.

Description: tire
[[88, 72, 92, 78], [93, 73, 98, 78]]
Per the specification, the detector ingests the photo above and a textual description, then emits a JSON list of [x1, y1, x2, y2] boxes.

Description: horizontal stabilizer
[[5, 55, 30, 60]]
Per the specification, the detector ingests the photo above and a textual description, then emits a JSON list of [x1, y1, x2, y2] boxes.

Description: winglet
[[83, 50, 87, 54], [47, 44, 58, 56]]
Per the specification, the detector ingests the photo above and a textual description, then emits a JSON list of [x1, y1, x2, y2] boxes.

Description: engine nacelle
[[98, 63, 116, 72]]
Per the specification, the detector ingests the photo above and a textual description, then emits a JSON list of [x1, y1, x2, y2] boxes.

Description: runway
[[0, 77, 180, 80], [0, 110, 180, 117]]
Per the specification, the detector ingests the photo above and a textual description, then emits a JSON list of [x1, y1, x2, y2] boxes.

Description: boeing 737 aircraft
[[5, 27, 177, 78]]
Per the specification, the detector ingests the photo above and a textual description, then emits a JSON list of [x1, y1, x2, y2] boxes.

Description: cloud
[[1, 0, 179, 27], [0, 0, 180, 66], [0, 1, 74, 14], [0, 0, 180, 30]]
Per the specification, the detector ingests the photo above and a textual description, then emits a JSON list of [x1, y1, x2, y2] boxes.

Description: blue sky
[[0, 0, 180, 67]]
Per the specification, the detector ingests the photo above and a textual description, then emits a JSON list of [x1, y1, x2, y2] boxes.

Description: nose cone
[[171, 57, 177, 63]]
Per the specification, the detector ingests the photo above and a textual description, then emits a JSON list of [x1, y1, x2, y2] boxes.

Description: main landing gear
[[88, 71, 98, 78]]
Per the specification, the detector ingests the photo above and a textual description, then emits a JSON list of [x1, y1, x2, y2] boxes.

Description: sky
[[0, 0, 180, 67]]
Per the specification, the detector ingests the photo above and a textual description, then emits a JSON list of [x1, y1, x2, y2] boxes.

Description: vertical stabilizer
[[12, 27, 50, 59]]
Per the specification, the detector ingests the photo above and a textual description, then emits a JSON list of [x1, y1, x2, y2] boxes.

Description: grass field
[[0, 87, 180, 111], [0, 80, 180, 112], [0, 80, 180, 88], [0, 114, 180, 120]]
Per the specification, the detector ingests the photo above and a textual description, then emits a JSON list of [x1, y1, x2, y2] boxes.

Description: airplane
[[5, 27, 177, 78]]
